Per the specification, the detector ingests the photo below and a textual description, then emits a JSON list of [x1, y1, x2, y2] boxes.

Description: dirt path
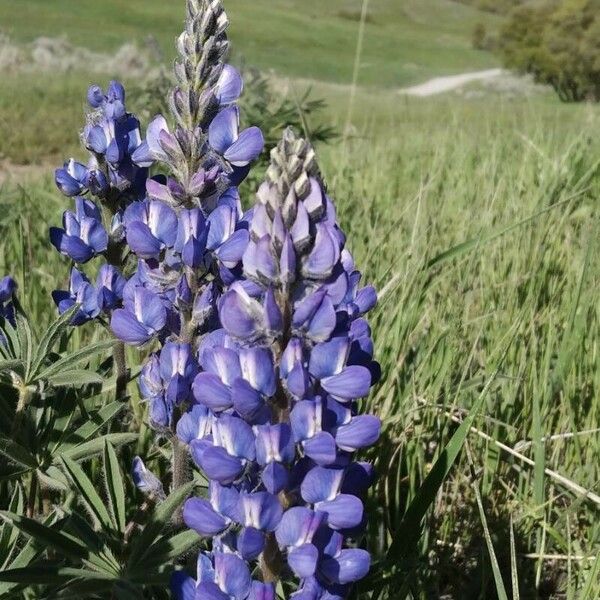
[[398, 68, 504, 97]]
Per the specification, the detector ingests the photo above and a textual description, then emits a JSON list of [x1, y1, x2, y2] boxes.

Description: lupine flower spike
[[173, 128, 380, 599]]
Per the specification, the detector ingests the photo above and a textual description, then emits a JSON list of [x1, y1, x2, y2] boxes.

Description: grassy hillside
[[0, 0, 500, 87]]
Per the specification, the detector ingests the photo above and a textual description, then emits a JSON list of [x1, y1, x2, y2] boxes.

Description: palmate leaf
[[30, 304, 80, 379], [0, 511, 91, 561], [0, 435, 38, 471], [60, 456, 112, 530], [127, 481, 197, 569], [55, 400, 126, 453], [57, 433, 138, 463], [0, 484, 24, 568], [129, 529, 200, 575], [0, 512, 63, 596], [0, 565, 116, 585], [103, 440, 126, 533], [0, 511, 117, 576], [47, 370, 104, 388], [36, 338, 115, 382]]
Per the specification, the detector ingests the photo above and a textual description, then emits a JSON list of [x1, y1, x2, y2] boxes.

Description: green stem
[[113, 341, 128, 402], [27, 471, 38, 518]]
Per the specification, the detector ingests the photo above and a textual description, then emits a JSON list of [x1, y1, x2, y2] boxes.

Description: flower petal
[[111, 309, 152, 346], [320, 548, 371, 584], [224, 127, 264, 167], [321, 366, 372, 401], [209, 106, 239, 154], [183, 497, 228, 536], [192, 372, 233, 411], [288, 543, 319, 579]]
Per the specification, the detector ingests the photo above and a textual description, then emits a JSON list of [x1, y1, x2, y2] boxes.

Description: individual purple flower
[[159, 341, 198, 405], [174, 208, 208, 268], [190, 414, 256, 485], [110, 285, 166, 345], [131, 115, 171, 168], [131, 456, 165, 500], [55, 159, 89, 197], [215, 65, 243, 106], [95, 264, 126, 312], [183, 480, 239, 537], [0, 276, 17, 327], [209, 106, 264, 167], [206, 204, 250, 269], [124, 200, 178, 259], [170, 552, 258, 600], [49, 197, 108, 263], [52, 268, 100, 325]]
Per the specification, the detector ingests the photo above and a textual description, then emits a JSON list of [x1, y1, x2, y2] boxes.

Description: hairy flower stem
[[106, 238, 129, 402], [26, 470, 38, 519], [260, 533, 284, 583], [113, 341, 128, 402]]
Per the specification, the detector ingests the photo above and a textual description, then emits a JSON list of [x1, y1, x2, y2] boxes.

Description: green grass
[[1, 96, 599, 598], [0, 0, 499, 87]]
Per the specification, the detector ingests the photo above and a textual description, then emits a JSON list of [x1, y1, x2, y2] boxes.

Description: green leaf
[[37, 466, 69, 492], [103, 440, 126, 533], [47, 370, 104, 388], [0, 511, 91, 561], [0, 435, 38, 470], [15, 315, 33, 382], [0, 565, 115, 584], [0, 358, 24, 373], [58, 401, 125, 450], [0, 484, 23, 568], [60, 456, 112, 530], [51, 579, 117, 598], [30, 304, 80, 378], [37, 339, 115, 381], [130, 529, 199, 574], [0, 512, 55, 595], [58, 433, 138, 462], [128, 481, 196, 567]]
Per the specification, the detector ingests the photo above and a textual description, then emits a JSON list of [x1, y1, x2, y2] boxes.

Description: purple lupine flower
[[172, 128, 379, 598], [48, 1, 378, 597], [131, 456, 165, 499], [110, 285, 166, 346], [208, 106, 264, 168], [55, 159, 89, 197], [50, 197, 108, 263], [0, 276, 17, 327], [95, 264, 126, 312], [52, 268, 100, 325], [131, 115, 171, 168], [83, 81, 147, 196], [124, 200, 178, 260]]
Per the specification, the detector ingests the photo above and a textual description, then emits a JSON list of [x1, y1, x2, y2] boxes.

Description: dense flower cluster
[[167, 129, 380, 600], [49, 0, 380, 597], [50, 79, 148, 323]]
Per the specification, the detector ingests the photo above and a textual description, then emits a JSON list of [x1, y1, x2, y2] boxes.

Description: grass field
[[0, 0, 499, 87], [1, 0, 599, 598]]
